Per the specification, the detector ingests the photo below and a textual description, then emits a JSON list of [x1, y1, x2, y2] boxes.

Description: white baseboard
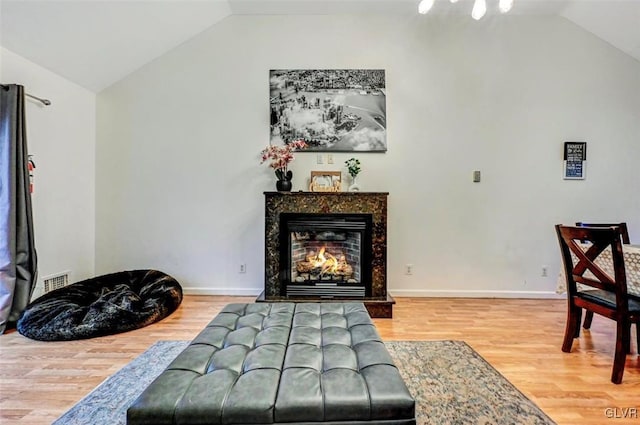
[[182, 287, 263, 296], [389, 289, 564, 299], [182, 287, 563, 299]]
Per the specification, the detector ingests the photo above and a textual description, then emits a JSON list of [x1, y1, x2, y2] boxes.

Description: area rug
[[54, 340, 555, 425]]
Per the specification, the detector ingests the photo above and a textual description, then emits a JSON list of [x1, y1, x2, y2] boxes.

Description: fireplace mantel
[[259, 191, 394, 317]]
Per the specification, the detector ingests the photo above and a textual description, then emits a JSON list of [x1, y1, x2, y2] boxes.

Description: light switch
[[473, 170, 481, 183], [327, 154, 334, 164], [317, 154, 323, 164]]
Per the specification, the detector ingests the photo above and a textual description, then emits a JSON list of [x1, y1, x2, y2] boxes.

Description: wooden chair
[[576, 222, 630, 244], [556, 224, 640, 384], [575, 222, 631, 329]]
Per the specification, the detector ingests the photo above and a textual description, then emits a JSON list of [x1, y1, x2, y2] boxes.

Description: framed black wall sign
[[563, 141, 587, 180]]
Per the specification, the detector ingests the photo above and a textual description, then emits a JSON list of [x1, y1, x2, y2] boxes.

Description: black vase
[[276, 179, 292, 192]]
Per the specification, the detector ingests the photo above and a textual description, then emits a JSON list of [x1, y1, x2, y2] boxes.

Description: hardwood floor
[[1, 296, 639, 424]]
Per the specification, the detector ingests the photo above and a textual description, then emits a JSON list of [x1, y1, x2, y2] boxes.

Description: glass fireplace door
[[280, 213, 372, 298]]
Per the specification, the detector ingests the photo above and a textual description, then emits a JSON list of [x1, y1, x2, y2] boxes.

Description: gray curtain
[[0, 84, 38, 334]]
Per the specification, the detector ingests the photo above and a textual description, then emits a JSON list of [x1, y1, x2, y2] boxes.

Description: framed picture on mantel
[[269, 69, 387, 152], [309, 171, 341, 192]]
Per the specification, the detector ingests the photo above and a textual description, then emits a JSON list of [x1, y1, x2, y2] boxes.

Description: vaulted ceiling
[[2, 0, 639, 92]]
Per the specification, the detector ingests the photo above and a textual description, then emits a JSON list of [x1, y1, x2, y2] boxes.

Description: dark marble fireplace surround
[[259, 192, 394, 318]]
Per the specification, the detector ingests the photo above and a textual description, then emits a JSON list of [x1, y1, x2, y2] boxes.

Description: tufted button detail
[[275, 303, 413, 423], [127, 302, 415, 425]]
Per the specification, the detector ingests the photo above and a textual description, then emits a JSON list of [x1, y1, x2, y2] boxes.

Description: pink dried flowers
[[260, 140, 307, 180]]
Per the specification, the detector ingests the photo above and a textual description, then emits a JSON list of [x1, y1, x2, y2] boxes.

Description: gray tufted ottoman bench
[[127, 302, 415, 425]]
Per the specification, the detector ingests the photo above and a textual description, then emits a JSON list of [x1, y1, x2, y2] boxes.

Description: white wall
[[96, 15, 640, 297], [1, 47, 96, 299]]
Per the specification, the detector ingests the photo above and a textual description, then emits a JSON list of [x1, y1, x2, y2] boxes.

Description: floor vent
[[43, 271, 70, 293]]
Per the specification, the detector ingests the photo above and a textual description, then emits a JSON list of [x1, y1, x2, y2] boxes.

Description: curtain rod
[[26, 93, 51, 106], [0, 84, 51, 106]]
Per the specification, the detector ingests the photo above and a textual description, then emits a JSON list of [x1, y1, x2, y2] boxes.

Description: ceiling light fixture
[[418, 0, 514, 20], [418, 0, 435, 14], [498, 0, 513, 13], [471, 0, 487, 20]]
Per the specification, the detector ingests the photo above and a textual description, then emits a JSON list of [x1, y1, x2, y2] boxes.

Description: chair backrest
[[556, 224, 629, 311], [575, 222, 630, 244]]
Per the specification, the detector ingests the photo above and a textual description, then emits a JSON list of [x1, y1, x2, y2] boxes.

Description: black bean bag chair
[[17, 270, 183, 341]]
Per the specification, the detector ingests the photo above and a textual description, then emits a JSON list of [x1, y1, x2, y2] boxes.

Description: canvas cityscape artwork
[[269, 69, 387, 152]]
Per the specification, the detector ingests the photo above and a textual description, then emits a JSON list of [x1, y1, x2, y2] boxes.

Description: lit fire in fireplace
[[296, 246, 353, 279]]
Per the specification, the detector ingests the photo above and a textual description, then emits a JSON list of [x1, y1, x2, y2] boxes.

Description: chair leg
[[583, 310, 594, 329], [574, 307, 583, 338], [625, 324, 632, 354], [611, 320, 630, 384], [563, 305, 582, 352]]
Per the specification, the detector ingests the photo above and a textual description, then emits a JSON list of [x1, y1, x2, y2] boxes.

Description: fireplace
[[280, 213, 373, 298], [261, 192, 394, 318]]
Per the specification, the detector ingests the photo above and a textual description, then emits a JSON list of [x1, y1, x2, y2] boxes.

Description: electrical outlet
[[327, 154, 334, 164], [317, 154, 323, 164], [541, 265, 548, 277], [405, 264, 413, 275], [239, 264, 246, 274], [473, 170, 481, 182]]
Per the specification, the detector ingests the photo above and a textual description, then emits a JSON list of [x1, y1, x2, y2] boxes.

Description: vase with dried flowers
[[345, 157, 361, 192], [260, 140, 307, 191]]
